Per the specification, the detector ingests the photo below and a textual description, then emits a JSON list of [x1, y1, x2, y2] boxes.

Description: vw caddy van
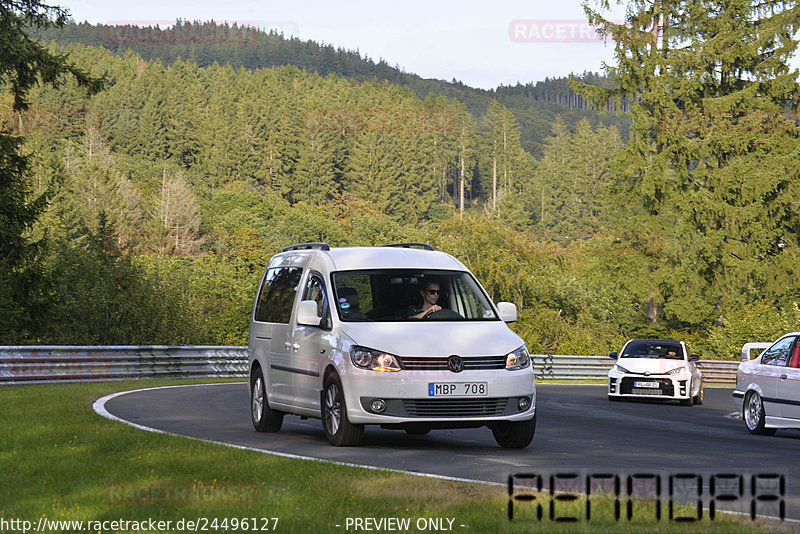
[[248, 243, 536, 447]]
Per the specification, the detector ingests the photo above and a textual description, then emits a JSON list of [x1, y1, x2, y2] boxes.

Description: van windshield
[[331, 269, 499, 322]]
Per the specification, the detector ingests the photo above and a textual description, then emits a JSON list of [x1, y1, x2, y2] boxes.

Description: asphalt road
[[101, 382, 800, 521]]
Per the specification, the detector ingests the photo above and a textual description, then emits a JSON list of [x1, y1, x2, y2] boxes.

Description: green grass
[[0, 379, 784, 533]]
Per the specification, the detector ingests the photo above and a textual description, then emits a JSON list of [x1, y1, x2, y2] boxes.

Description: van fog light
[[518, 397, 531, 410], [370, 399, 387, 413]]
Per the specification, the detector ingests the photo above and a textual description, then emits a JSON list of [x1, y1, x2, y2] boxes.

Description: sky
[[60, 0, 632, 90]]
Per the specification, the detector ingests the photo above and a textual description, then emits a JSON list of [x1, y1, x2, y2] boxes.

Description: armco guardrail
[[531, 354, 739, 383], [0, 347, 741, 384], [695, 360, 740, 383], [0, 346, 248, 384]]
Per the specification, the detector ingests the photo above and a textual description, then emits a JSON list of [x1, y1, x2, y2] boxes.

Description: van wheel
[[322, 376, 364, 446], [491, 413, 536, 448], [251, 367, 283, 432]]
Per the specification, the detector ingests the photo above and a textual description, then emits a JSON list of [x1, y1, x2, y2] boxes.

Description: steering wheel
[[422, 308, 463, 320]]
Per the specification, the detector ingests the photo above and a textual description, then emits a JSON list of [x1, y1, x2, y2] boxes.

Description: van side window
[[254, 267, 303, 323]]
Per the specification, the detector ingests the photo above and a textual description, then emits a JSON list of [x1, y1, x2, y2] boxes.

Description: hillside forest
[[3, 10, 800, 359]]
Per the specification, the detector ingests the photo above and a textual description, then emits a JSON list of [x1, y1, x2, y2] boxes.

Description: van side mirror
[[297, 300, 322, 327], [496, 302, 517, 323], [689, 354, 701, 362], [609, 351, 619, 359]]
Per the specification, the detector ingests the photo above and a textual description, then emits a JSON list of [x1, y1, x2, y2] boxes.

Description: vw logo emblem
[[447, 355, 464, 373]]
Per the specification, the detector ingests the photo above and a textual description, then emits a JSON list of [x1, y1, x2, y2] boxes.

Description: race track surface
[[99, 383, 800, 521]]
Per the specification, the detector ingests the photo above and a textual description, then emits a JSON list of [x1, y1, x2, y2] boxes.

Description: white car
[[607, 339, 703, 405], [734, 332, 800, 435], [248, 242, 537, 448]]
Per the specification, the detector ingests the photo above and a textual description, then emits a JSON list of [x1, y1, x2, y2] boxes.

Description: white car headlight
[[506, 345, 530, 370], [666, 366, 687, 375], [613, 364, 630, 373], [350, 346, 401, 372]]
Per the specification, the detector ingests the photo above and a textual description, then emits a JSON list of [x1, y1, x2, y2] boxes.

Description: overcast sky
[[60, 0, 640, 89]]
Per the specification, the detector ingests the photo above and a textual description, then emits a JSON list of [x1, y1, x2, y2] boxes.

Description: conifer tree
[[451, 101, 478, 218], [574, 0, 800, 325], [423, 93, 458, 205], [482, 100, 535, 223], [533, 116, 572, 228], [156, 170, 202, 255], [0, 0, 103, 339], [56, 131, 144, 248]]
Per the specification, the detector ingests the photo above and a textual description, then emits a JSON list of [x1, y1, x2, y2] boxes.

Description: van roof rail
[[281, 242, 331, 252], [382, 242, 435, 251]]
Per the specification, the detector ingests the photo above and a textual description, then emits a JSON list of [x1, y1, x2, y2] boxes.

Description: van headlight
[[350, 346, 401, 372], [666, 366, 687, 375], [506, 345, 530, 370], [613, 364, 630, 374]]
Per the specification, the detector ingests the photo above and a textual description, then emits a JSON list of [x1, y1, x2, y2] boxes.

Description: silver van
[[248, 243, 536, 447]]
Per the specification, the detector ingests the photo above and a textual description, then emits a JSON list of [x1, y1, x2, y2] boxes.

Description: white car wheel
[[693, 383, 703, 405], [744, 391, 776, 435], [680, 381, 694, 406]]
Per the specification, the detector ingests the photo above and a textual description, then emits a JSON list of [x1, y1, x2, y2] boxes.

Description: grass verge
[[0, 379, 785, 533]]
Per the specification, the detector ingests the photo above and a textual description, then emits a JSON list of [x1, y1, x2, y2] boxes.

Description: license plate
[[634, 381, 660, 388], [428, 382, 487, 396]]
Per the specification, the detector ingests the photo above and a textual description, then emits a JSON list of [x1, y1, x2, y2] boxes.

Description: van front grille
[[398, 355, 506, 371]]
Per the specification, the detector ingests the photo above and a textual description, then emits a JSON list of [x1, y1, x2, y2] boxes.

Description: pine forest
[[2, 9, 800, 359]]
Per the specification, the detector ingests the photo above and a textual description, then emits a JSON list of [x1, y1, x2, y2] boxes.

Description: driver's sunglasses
[[427, 289, 440, 295]]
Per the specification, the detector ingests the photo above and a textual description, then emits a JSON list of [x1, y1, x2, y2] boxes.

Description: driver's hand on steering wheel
[[423, 305, 442, 318]]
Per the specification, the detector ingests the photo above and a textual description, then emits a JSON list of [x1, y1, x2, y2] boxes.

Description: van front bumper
[[359, 395, 533, 417], [342, 368, 536, 424]]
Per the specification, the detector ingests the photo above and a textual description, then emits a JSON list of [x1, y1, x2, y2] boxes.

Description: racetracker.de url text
[[0, 516, 279, 533]]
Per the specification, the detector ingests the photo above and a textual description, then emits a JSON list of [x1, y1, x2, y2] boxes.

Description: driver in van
[[407, 280, 442, 319]]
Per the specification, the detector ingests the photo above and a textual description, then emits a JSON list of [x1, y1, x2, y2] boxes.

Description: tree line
[[30, 20, 631, 158], [3, 1, 800, 361], [1, 39, 633, 352], [496, 73, 631, 112]]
